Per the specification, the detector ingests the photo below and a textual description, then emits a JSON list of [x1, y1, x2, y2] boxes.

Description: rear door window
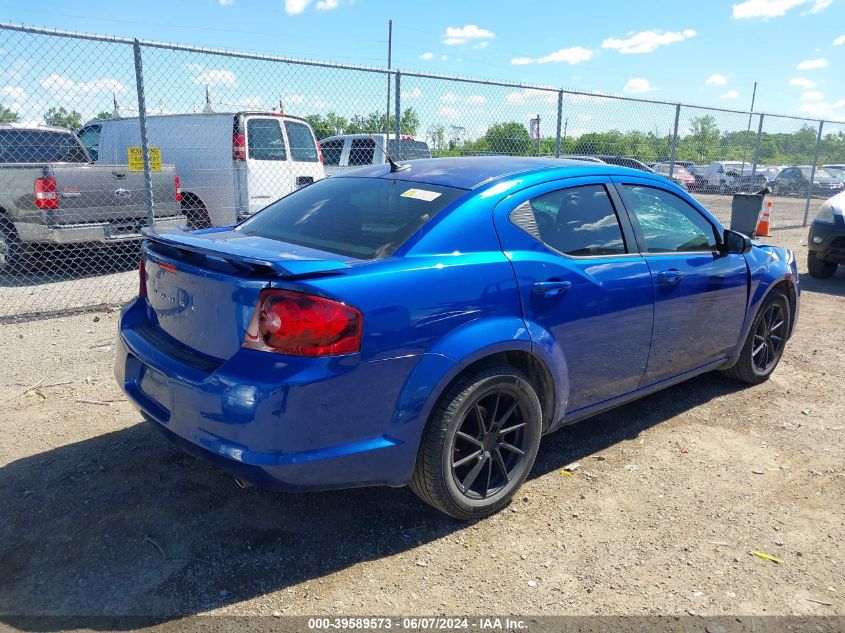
[[77, 125, 101, 161], [349, 138, 376, 166], [510, 184, 627, 257], [321, 139, 344, 165], [238, 177, 465, 259], [247, 118, 287, 161], [284, 120, 319, 162]]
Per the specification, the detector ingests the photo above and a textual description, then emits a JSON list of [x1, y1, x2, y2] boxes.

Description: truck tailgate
[[50, 164, 180, 224]]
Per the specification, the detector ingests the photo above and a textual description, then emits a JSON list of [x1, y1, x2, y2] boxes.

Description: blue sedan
[[116, 157, 799, 519]]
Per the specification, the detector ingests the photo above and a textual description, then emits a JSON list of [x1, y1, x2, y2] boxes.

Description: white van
[[319, 134, 431, 176], [79, 112, 325, 228]]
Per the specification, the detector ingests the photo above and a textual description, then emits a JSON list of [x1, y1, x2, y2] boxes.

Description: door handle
[[112, 171, 126, 180], [531, 280, 572, 296], [657, 269, 685, 285]]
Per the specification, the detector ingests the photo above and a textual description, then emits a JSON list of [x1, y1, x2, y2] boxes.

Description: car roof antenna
[[371, 135, 411, 172]]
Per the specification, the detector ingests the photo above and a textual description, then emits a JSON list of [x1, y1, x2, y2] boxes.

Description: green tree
[[484, 122, 532, 155], [0, 104, 19, 123], [94, 111, 117, 121], [44, 107, 83, 129]]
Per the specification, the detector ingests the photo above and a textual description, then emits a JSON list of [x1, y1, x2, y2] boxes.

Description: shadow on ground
[[798, 270, 845, 298], [0, 372, 745, 628]]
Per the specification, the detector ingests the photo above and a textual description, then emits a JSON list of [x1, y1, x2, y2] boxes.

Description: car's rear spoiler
[[142, 227, 352, 277]]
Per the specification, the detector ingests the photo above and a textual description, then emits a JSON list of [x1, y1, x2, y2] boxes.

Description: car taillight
[[34, 177, 59, 209], [243, 289, 362, 356], [232, 133, 246, 160], [174, 175, 182, 203], [138, 257, 147, 298], [316, 142, 324, 164]]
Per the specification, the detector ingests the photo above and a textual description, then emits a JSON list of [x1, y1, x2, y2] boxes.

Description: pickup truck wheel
[[722, 291, 790, 384], [807, 251, 837, 278], [0, 221, 22, 274], [410, 364, 542, 520], [181, 196, 211, 230]]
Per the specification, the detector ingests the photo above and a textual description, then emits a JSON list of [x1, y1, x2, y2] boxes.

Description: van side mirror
[[723, 229, 752, 254]]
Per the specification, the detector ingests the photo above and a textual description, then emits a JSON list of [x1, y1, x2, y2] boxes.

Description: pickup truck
[[0, 124, 185, 273]]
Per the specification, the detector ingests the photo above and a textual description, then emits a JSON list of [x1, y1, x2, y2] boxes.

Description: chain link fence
[[1, 23, 844, 320]]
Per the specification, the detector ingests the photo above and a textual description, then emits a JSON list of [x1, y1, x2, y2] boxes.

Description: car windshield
[[237, 176, 466, 259], [800, 167, 834, 179], [0, 129, 89, 163]]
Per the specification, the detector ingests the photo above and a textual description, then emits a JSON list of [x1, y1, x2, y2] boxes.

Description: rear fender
[[388, 316, 567, 482]]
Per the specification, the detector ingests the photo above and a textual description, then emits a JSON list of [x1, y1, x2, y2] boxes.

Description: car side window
[[510, 184, 627, 257], [349, 138, 376, 166], [77, 125, 101, 161], [619, 184, 719, 253], [320, 140, 344, 166]]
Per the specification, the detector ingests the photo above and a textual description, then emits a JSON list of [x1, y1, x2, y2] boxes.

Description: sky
[[1, 0, 844, 140]]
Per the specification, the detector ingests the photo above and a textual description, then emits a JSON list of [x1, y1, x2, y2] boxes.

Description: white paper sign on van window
[[401, 188, 441, 202]]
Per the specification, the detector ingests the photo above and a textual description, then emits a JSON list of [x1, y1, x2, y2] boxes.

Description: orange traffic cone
[[755, 201, 772, 237]]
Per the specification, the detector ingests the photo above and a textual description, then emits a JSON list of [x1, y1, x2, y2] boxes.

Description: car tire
[[798, 184, 810, 198], [807, 250, 838, 278], [0, 219, 23, 275], [722, 291, 790, 385], [719, 182, 728, 195], [181, 196, 211, 230], [410, 364, 543, 520]]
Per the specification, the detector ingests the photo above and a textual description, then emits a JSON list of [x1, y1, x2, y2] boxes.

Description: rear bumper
[[115, 298, 423, 492], [15, 214, 187, 244]]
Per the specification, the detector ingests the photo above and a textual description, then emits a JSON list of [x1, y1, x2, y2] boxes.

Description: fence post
[[668, 103, 681, 178], [394, 70, 401, 158], [803, 120, 824, 226], [132, 40, 155, 227], [555, 90, 563, 158], [751, 114, 764, 177]]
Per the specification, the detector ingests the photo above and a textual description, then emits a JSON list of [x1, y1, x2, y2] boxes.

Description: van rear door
[[244, 116, 323, 215]]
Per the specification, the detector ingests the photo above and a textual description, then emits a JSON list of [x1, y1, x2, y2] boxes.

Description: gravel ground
[[0, 226, 843, 622]]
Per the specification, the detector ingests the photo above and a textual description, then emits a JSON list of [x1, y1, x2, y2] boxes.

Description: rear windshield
[[320, 139, 343, 165], [0, 130, 89, 163], [238, 176, 465, 259], [247, 118, 286, 161], [387, 139, 431, 160], [284, 120, 319, 162]]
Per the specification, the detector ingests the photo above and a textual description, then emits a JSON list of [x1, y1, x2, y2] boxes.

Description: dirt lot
[[0, 226, 843, 622]]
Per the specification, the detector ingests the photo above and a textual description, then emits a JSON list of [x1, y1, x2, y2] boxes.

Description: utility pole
[[385, 19, 392, 136], [740, 81, 757, 174]]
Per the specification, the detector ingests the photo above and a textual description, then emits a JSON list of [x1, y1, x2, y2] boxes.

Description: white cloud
[[401, 86, 422, 99], [705, 73, 728, 86], [800, 90, 825, 101], [285, 94, 305, 104], [511, 46, 593, 65], [419, 52, 434, 60], [285, 0, 312, 14], [623, 77, 656, 94], [240, 96, 263, 108], [602, 29, 696, 54], [440, 92, 458, 103], [438, 106, 460, 120], [789, 76, 818, 88], [315, 0, 339, 9], [442, 24, 495, 46], [473, 41, 489, 49], [834, 34, 845, 46], [797, 57, 828, 69], [732, 0, 833, 19], [0, 86, 27, 101], [40, 75, 127, 95], [799, 97, 845, 117], [505, 88, 559, 105], [218, 0, 234, 5], [466, 95, 485, 105], [440, 54, 448, 61], [721, 89, 741, 99], [312, 97, 327, 110], [186, 64, 236, 86]]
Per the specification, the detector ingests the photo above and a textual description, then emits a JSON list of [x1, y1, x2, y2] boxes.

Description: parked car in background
[[0, 123, 182, 273], [702, 161, 746, 193], [726, 167, 770, 194], [687, 164, 709, 191], [117, 157, 799, 519], [653, 163, 695, 190], [557, 154, 606, 164], [824, 165, 845, 182], [320, 134, 431, 176], [807, 190, 845, 278], [79, 112, 324, 228], [594, 155, 654, 172], [772, 166, 844, 197]]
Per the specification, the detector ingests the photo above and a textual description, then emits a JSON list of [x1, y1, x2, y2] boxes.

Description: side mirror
[[723, 229, 752, 254]]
